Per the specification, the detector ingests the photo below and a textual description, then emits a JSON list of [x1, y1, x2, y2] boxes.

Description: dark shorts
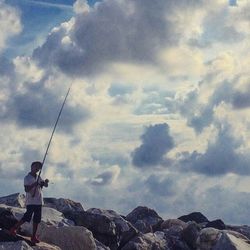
[[22, 205, 42, 224]]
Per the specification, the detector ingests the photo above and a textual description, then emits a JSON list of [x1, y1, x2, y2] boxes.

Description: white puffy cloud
[[0, 1, 22, 51]]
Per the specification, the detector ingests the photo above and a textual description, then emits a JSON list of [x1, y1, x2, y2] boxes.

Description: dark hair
[[31, 161, 42, 169]]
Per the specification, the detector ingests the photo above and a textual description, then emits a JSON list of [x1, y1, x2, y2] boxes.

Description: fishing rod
[[32, 85, 72, 197]]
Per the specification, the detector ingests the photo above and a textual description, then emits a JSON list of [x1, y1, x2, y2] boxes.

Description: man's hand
[[41, 179, 49, 188]]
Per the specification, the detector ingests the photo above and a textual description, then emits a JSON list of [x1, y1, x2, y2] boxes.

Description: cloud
[[32, 0, 206, 77], [0, 1, 22, 51], [232, 89, 250, 109], [132, 123, 174, 168], [178, 123, 250, 176], [145, 174, 176, 197], [0, 74, 90, 131], [90, 165, 120, 186]]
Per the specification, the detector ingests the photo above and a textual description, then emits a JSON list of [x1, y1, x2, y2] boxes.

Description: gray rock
[[0, 240, 32, 250], [121, 231, 169, 250], [64, 208, 138, 250], [0, 229, 24, 242], [38, 224, 96, 250], [95, 239, 111, 250], [0, 206, 18, 230], [212, 231, 250, 250], [126, 206, 163, 233], [206, 219, 226, 230], [196, 227, 221, 250], [178, 212, 209, 224], [44, 198, 84, 214], [161, 219, 187, 231], [0, 193, 26, 208], [181, 222, 201, 249], [227, 225, 250, 240]]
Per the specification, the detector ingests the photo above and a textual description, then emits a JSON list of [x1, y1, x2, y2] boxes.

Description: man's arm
[[24, 182, 38, 192]]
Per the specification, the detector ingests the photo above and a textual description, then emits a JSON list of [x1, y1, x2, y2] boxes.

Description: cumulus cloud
[[90, 165, 120, 186], [145, 174, 176, 197], [0, 1, 22, 51], [33, 0, 207, 76], [132, 123, 174, 168], [178, 123, 250, 176], [1, 85, 89, 131]]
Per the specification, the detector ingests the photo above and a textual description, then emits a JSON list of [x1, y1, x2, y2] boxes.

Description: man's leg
[[31, 205, 42, 244], [9, 205, 33, 235]]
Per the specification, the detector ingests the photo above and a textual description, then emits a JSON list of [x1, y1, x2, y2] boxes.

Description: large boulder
[[0, 206, 18, 230], [0, 193, 26, 208], [178, 212, 209, 224], [212, 231, 250, 250], [0, 229, 24, 242], [64, 208, 138, 250], [44, 198, 84, 214], [227, 225, 250, 240], [121, 231, 169, 250], [37, 224, 96, 250], [126, 206, 163, 233], [0, 240, 33, 250], [196, 227, 221, 250], [0, 204, 74, 236], [206, 219, 226, 230], [0, 240, 62, 250], [161, 219, 187, 231], [181, 222, 201, 250]]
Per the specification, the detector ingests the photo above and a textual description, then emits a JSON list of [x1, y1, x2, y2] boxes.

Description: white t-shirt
[[24, 173, 44, 206]]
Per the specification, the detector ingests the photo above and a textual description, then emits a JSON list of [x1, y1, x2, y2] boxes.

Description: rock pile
[[0, 193, 250, 250]]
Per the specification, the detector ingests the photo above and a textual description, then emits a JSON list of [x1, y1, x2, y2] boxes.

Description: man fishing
[[10, 161, 49, 245], [9, 86, 71, 245]]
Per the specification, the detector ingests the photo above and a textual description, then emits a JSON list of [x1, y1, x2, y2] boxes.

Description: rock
[[64, 208, 138, 250], [227, 225, 250, 240], [0, 239, 62, 250], [178, 212, 209, 224], [211, 231, 250, 250], [33, 241, 62, 250], [181, 222, 201, 250], [0, 206, 18, 230], [161, 219, 187, 231], [95, 239, 111, 250], [206, 219, 226, 230], [224, 230, 250, 241], [0, 229, 24, 242], [38, 224, 96, 250], [133, 220, 152, 234], [196, 227, 221, 250], [121, 231, 169, 250], [0, 204, 74, 236], [0, 193, 26, 208], [44, 198, 84, 214], [126, 206, 163, 233], [0, 240, 33, 250]]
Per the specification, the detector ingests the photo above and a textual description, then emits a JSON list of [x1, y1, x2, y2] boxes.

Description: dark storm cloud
[[178, 124, 250, 176], [132, 123, 174, 168], [33, 0, 204, 76], [1, 80, 90, 132]]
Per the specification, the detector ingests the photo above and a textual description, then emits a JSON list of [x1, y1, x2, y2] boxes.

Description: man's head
[[31, 161, 42, 173]]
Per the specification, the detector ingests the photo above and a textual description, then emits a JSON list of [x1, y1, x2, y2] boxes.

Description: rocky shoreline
[[0, 193, 249, 250]]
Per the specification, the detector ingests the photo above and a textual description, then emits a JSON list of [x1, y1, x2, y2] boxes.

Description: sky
[[1, 0, 250, 225]]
